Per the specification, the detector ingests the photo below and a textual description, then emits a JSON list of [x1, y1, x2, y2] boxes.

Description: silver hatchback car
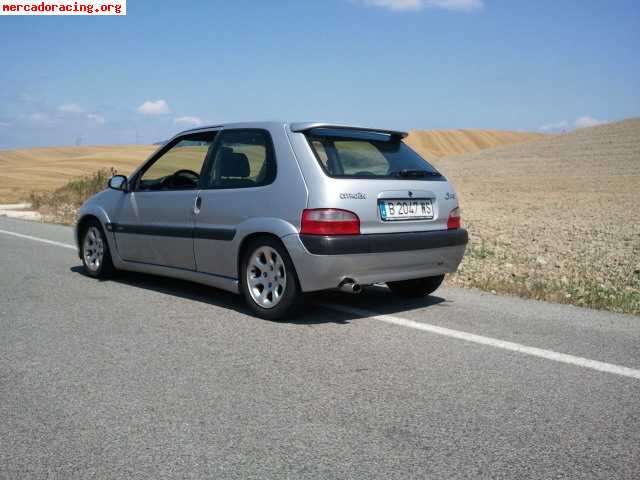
[[76, 122, 468, 319]]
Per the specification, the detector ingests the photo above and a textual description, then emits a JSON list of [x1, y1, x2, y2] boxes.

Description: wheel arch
[[75, 205, 114, 258], [236, 232, 301, 289], [76, 214, 100, 245], [237, 232, 283, 281], [233, 217, 299, 277]]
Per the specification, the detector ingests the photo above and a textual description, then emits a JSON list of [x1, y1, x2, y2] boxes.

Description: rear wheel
[[80, 219, 115, 278], [387, 274, 445, 298], [240, 237, 302, 320]]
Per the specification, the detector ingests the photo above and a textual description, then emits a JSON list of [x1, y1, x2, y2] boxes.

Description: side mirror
[[108, 175, 128, 192]]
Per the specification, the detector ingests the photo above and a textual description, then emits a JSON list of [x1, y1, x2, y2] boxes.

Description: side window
[[311, 140, 329, 170], [203, 129, 276, 189], [138, 132, 217, 191]]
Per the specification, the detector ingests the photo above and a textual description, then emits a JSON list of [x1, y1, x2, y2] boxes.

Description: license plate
[[379, 198, 434, 221]]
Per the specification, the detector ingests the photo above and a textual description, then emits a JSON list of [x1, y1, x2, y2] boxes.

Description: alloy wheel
[[246, 246, 287, 309], [83, 226, 104, 272]]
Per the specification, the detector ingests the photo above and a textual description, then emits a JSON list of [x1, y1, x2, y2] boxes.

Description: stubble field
[[416, 118, 640, 314], [0, 145, 156, 203]]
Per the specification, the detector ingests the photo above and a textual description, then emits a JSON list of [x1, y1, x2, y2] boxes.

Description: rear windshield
[[304, 128, 443, 180]]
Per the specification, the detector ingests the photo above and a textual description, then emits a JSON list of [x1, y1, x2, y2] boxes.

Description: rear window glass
[[304, 128, 443, 180]]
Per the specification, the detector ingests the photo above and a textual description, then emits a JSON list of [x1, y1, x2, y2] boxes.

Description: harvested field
[[405, 129, 544, 159], [0, 145, 156, 203], [426, 118, 640, 314], [0, 130, 541, 203]]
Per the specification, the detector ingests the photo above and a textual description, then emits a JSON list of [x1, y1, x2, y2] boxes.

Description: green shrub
[[30, 167, 116, 224]]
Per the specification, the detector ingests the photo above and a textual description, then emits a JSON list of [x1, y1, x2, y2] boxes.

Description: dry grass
[[0, 145, 155, 203], [415, 118, 640, 315], [29, 168, 118, 225]]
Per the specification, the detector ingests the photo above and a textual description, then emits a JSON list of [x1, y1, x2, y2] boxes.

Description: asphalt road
[[1, 216, 639, 479]]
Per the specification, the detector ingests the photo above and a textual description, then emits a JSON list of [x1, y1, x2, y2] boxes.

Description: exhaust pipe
[[339, 279, 362, 294]]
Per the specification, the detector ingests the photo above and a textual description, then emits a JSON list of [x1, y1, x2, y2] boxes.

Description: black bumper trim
[[193, 227, 236, 241], [300, 229, 468, 255], [106, 223, 236, 241]]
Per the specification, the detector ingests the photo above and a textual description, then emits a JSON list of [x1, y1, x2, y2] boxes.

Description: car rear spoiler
[[289, 123, 408, 139]]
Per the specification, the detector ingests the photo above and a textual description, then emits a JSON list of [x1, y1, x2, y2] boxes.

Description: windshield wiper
[[390, 169, 441, 178]]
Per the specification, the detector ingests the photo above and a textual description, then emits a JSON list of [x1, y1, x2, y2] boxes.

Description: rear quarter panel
[[193, 124, 309, 279]]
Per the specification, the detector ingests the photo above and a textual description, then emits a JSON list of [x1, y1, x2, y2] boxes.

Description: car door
[[112, 131, 217, 270], [194, 129, 277, 278]]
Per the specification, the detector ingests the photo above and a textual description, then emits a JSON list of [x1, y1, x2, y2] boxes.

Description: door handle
[[194, 194, 202, 215]]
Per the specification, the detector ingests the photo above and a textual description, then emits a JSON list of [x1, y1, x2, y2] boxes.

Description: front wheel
[[80, 219, 115, 278], [240, 237, 302, 321], [387, 274, 445, 298]]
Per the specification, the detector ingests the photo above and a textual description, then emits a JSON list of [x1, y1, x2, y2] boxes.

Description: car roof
[[176, 121, 408, 139]]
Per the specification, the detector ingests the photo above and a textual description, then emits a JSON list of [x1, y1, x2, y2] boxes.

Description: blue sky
[[0, 0, 639, 148]]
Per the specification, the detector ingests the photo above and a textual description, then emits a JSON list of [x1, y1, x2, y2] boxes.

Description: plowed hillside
[[435, 117, 640, 314], [405, 129, 544, 158]]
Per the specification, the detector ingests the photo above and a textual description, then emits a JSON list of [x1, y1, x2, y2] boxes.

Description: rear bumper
[[283, 229, 468, 292], [300, 228, 468, 255]]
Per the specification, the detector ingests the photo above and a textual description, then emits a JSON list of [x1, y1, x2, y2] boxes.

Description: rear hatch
[[292, 126, 458, 235]]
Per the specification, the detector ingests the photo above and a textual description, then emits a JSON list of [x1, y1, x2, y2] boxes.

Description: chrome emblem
[[339, 192, 367, 200]]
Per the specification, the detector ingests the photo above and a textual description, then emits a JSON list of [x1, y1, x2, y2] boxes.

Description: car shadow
[[70, 265, 448, 325]]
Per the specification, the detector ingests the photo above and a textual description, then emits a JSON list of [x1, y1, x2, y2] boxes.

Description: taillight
[[301, 209, 360, 235], [447, 207, 461, 229]]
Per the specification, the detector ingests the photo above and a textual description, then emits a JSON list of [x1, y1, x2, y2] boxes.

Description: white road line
[[319, 303, 640, 380], [1, 227, 638, 381], [0, 228, 76, 251]]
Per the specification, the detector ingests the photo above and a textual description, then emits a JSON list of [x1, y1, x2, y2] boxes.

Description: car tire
[[240, 236, 303, 321], [80, 219, 115, 279], [387, 274, 445, 298]]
